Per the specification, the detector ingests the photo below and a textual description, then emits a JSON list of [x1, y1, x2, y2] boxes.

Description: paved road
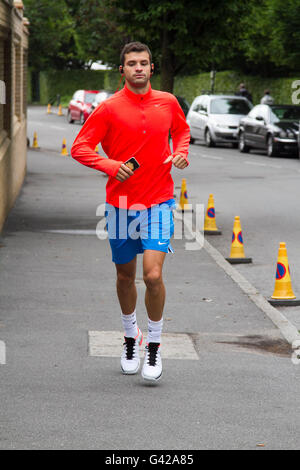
[[0, 106, 298, 450]]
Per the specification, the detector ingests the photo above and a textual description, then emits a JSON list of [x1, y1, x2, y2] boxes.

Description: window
[[0, 39, 4, 132], [23, 50, 28, 117], [14, 43, 21, 119], [84, 92, 97, 104], [192, 97, 203, 112], [270, 106, 300, 123], [210, 98, 252, 115]]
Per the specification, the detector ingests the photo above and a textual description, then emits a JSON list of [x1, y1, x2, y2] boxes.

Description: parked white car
[[187, 94, 253, 147]]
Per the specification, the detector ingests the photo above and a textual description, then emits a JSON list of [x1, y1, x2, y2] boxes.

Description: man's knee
[[116, 269, 135, 288], [143, 267, 163, 289]]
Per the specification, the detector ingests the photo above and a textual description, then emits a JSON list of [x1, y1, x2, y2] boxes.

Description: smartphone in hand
[[124, 157, 140, 172]]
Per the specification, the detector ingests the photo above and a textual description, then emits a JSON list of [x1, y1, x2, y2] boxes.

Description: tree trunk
[[31, 70, 40, 103], [160, 25, 175, 93]]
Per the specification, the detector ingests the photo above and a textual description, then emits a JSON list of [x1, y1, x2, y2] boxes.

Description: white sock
[[147, 318, 163, 344], [121, 310, 138, 338]]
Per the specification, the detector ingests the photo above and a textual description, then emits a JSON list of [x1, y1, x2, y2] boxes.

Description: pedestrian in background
[[71, 42, 190, 383], [260, 89, 274, 105], [236, 83, 253, 104]]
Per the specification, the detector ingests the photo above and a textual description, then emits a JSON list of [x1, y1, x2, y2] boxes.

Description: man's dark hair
[[120, 42, 152, 66]]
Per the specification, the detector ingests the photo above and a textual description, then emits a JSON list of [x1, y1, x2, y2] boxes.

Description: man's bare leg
[[115, 256, 137, 315], [142, 249, 166, 381], [143, 250, 167, 321], [116, 257, 143, 375]]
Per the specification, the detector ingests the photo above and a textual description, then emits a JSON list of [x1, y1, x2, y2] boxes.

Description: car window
[[74, 91, 84, 101], [270, 106, 300, 122], [201, 97, 208, 113], [84, 92, 97, 104], [210, 98, 251, 115], [192, 97, 203, 112]]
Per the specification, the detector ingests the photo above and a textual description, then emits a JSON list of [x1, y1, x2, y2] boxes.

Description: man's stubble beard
[[127, 75, 150, 89]]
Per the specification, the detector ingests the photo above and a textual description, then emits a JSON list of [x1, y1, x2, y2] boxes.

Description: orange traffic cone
[[61, 138, 68, 156], [31, 131, 40, 150], [226, 216, 252, 264], [47, 104, 52, 114], [204, 194, 221, 235], [58, 104, 63, 116], [269, 242, 300, 306], [177, 178, 192, 212]]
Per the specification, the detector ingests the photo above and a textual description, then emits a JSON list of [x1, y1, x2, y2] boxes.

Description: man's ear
[[150, 63, 154, 76]]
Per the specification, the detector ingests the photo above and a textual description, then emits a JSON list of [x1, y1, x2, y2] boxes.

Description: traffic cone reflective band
[[47, 104, 52, 114], [204, 194, 221, 235], [58, 104, 63, 116], [268, 243, 300, 306], [177, 178, 192, 212], [32, 132, 40, 149], [61, 138, 68, 156], [226, 216, 252, 264]]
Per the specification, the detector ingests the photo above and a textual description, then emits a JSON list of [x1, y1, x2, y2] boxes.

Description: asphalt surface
[[0, 106, 299, 450]]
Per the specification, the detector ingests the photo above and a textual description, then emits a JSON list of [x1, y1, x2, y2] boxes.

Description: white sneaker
[[121, 328, 143, 375], [142, 343, 162, 382]]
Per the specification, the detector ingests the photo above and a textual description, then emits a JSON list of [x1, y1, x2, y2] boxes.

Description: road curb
[[174, 210, 300, 346]]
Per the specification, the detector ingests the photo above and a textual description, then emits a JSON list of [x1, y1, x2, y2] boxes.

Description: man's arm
[[164, 96, 190, 169], [71, 102, 122, 177]]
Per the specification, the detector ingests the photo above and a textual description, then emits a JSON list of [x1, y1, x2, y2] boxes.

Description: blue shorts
[[105, 199, 176, 265]]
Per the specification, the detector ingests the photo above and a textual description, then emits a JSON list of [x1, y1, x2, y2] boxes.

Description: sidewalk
[[0, 146, 299, 450]]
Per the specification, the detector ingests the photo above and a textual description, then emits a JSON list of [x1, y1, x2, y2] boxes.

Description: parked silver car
[[186, 94, 253, 147]]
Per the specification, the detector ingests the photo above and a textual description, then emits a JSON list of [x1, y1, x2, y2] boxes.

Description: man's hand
[[115, 163, 134, 182], [163, 154, 188, 169]]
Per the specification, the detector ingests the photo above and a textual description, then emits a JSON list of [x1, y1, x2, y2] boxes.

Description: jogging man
[[71, 42, 190, 382]]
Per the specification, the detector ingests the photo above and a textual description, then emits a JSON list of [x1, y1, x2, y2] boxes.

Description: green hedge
[[28, 68, 299, 107], [174, 71, 300, 106]]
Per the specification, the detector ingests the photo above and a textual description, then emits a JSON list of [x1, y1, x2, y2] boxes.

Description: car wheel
[[79, 112, 85, 125], [239, 132, 250, 153], [205, 129, 215, 147], [67, 110, 74, 124], [267, 135, 279, 157], [232, 142, 239, 149], [190, 136, 195, 144]]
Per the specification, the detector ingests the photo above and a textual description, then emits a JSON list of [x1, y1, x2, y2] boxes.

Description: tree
[[24, 0, 79, 70], [73, 0, 130, 68], [99, 0, 246, 92], [239, 0, 300, 75]]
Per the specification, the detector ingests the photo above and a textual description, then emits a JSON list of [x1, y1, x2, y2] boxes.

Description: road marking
[[41, 229, 106, 236], [189, 151, 224, 161], [244, 161, 267, 167], [200, 154, 224, 160], [50, 125, 68, 131], [88, 331, 199, 360], [245, 160, 283, 170]]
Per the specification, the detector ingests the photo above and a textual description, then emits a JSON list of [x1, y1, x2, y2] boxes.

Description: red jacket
[[71, 84, 190, 208]]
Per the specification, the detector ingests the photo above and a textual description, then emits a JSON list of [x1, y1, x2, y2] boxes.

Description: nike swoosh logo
[[158, 241, 167, 245]]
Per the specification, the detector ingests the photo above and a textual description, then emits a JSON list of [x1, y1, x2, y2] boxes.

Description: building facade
[[0, 0, 28, 231]]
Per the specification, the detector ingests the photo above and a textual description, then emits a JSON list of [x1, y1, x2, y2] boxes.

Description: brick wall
[[0, 0, 28, 232]]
